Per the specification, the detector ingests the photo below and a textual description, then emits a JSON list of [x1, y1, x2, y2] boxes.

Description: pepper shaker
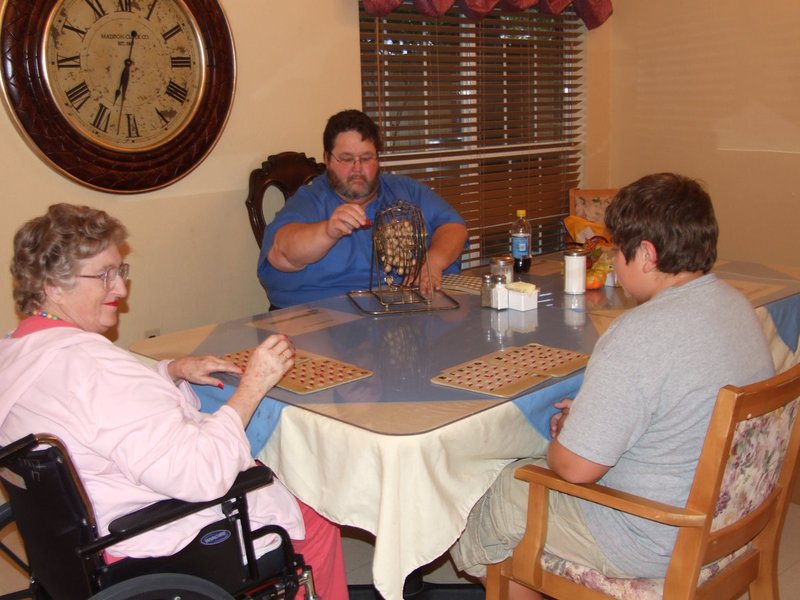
[[480, 274, 494, 308]]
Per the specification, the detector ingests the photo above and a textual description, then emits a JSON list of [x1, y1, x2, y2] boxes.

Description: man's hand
[[269, 205, 370, 272], [326, 203, 370, 240], [408, 222, 468, 295], [413, 258, 444, 296], [550, 397, 573, 438]]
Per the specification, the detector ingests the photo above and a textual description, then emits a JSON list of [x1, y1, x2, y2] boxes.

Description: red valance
[[362, 0, 613, 29]]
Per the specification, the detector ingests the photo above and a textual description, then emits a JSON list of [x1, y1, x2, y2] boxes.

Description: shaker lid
[[490, 255, 513, 265], [564, 248, 589, 257]]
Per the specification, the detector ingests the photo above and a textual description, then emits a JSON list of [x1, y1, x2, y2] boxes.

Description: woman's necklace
[[34, 311, 61, 321]]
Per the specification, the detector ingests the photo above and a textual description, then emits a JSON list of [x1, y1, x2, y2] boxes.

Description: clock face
[[44, 0, 206, 151], [0, 0, 235, 193]]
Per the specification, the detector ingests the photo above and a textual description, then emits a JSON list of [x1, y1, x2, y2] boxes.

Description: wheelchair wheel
[[88, 573, 235, 600]]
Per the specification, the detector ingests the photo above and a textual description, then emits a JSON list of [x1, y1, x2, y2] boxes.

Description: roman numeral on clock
[[56, 54, 81, 69], [165, 80, 188, 103], [65, 81, 91, 110]]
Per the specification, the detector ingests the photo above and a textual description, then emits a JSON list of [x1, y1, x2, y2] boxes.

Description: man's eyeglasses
[[78, 263, 130, 291], [330, 153, 378, 167]]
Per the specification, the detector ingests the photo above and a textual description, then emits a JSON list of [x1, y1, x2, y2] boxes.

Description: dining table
[[129, 254, 800, 600]]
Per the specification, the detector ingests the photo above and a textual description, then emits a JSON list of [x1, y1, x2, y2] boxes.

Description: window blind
[[359, 3, 585, 267]]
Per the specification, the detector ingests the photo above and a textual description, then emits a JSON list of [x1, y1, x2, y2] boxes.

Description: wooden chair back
[[487, 361, 800, 600], [244, 151, 326, 248], [568, 188, 618, 223]]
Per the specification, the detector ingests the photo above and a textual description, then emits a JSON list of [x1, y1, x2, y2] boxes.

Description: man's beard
[[328, 168, 380, 204]]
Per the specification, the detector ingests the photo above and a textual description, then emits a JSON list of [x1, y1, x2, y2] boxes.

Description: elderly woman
[[0, 204, 347, 599]]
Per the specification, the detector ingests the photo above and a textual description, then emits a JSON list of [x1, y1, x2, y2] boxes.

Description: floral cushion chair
[[486, 362, 800, 600]]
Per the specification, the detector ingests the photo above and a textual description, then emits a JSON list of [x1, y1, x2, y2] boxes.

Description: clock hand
[[114, 31, 137, 134], [113, 59, 132, 106]]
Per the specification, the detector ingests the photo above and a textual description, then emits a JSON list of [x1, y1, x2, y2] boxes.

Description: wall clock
[[0, 0, 235, 193]]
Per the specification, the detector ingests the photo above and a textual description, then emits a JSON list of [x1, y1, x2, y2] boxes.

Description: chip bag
[[564, 215, 610, 246]]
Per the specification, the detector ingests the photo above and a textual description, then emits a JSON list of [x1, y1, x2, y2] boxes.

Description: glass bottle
[[490, 255, 514, 285], [510, 209, 531, 273]]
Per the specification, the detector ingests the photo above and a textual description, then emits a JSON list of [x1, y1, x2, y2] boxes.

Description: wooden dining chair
[[244, 151, 326, 248], [564, 188, 617, 247], [568, 188, 618, 224], [486, 361, 800, 600]]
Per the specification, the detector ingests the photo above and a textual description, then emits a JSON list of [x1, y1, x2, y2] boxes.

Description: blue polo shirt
[[257, 173, 466, 308]]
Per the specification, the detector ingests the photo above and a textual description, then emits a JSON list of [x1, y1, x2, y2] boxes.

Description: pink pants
[[293, 499, 348, 600]]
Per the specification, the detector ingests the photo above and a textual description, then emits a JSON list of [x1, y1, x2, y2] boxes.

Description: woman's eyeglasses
[[78, 263, 130, 291]]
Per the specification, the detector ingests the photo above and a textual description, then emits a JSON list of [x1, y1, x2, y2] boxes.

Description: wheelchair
[[0, 433, 318, 600]]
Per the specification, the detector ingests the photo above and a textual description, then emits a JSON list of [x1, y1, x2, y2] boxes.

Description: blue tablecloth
[[766, 293, 800, 353], [197, 384, 285, 453]]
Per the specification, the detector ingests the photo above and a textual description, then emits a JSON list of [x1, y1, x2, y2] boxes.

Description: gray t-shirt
[[557, 274, 774, 577]]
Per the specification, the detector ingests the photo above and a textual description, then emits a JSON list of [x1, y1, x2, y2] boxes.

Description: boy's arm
[[547, 438, 610, 484]]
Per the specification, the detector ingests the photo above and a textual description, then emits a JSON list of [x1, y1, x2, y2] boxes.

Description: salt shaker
[[564, 249, 587, 294], [491, 274, 509, 310]]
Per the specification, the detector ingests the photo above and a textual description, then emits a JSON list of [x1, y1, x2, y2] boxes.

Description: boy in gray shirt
[[451, 173, 775, 599]]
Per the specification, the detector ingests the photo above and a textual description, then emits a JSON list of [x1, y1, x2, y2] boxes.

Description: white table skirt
[[258, 400, 549, 600]]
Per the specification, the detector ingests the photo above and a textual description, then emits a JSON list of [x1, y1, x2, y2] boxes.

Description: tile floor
[[3, 502, 800, 598]]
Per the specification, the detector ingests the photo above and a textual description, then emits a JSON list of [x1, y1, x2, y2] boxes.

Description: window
[[360, 3, 585, 267]]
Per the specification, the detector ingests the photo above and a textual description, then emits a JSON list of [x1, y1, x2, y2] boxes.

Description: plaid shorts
[[450, 456, 632, 579]]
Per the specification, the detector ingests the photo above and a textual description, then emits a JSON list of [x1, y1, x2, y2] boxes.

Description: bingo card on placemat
[[218, 348, 372, 395], [486, 343, 590, 377], [431, 361, 550, 398], [432, 343, 590, 398]]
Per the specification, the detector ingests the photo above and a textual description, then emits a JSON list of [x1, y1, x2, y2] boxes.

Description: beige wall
[[0, 0, 362, 348], [1, 1, 798, 351], [585, 0, 800, 267]]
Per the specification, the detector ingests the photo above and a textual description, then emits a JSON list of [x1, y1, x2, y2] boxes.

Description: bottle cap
[[516, 209, 526, 218]]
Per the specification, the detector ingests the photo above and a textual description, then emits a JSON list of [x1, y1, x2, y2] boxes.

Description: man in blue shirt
[[258, 109, 468, 309]]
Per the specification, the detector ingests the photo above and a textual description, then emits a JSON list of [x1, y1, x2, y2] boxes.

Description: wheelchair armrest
[[106, 465, 273, 538], [0, 433, 38, 463]]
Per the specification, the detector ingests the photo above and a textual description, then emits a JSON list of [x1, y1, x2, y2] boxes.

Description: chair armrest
[[0, 434, 38, 463], [101, 465, 272, 542], [515, 464, 706, 528]]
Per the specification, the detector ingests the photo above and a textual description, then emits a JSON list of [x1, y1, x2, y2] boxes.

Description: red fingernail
[[217, 383, 224, 389]]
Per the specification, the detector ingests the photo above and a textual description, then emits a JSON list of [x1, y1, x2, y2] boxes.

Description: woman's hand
[[168, 355, 243, 388], [240, 334, 295, 394], [550, 398, 574, 438], [226, 334, 295, 427]]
